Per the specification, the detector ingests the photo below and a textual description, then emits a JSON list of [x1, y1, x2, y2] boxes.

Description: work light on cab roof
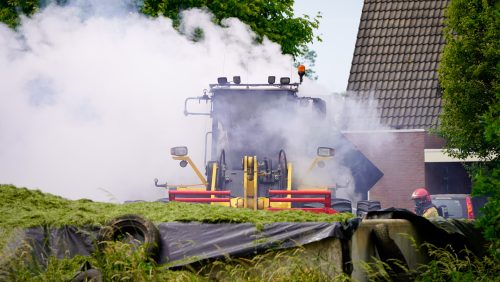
[[216, 75, 293, 86], [280, 77, 290, 85]]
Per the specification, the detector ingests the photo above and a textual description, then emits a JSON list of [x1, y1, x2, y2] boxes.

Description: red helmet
[[411, 188, 430, 202]]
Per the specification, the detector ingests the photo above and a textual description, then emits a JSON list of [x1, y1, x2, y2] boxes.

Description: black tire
[[98, 214, 161, 262], [218, 150, 227, 189], [278, 150, 288, 190], [332, 198, 352, 213], [299, 196, 350, 211], [369, 200, 381, 210], [356, 200, 381, 217], [206, 161, 218, 190], [206, 151, 227, 190], [72, 269, 102, 282], [358, 200, 381, 210]]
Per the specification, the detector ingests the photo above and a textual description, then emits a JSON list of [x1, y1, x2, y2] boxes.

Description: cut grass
[[0, 184, 353, 227], [0, 184, 353, 249]]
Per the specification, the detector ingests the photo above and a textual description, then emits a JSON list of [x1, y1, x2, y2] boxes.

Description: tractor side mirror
[[171, 146, 188, 156], [317, 147, 335, 157]]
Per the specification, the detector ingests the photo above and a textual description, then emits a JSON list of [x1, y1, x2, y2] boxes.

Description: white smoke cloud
[[0, 1, 394, 207], [267, 83, 395, 205], [0, 2, 293, 202]]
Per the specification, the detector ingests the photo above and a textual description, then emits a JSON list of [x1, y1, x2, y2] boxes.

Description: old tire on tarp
[[73, 269, 102, 282], [98, 214, 160, 261]]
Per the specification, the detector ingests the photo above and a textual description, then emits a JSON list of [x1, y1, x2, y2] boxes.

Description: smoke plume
[[0, 2, 293, 202], [0, 1, 393, 205]]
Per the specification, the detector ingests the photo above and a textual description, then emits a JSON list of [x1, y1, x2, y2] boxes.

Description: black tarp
[[157, 222, 353, 266], [5, 210, 486, 269], [5, 226, 99, 266], [7, 222, 347, 267]]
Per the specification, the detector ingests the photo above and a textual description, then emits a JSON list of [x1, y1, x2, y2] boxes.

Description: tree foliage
[[438, 0, 500, 256], [1, 0, 320, 58], [0, 0, 38, 28], [294, 45, 318, 80], [140, 0, 320, 57]]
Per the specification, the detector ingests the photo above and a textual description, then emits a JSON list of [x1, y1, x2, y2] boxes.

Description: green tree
[[1, 0, 320, 59], [294, 45, 318, 80], [140, 0, 320, 57], [0, 0, 38, 28], [438, 0, 500, 256]]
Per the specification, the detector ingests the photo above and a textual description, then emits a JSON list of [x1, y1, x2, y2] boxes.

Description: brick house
[[342, 0, 473, 210]]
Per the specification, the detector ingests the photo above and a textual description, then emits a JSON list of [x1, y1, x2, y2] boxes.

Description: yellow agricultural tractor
[[155, 69, 383, 214]]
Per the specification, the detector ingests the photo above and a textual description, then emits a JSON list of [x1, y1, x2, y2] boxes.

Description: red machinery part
[[268, 190, 335, 214], [168, 190, 231, 203], [168, 189, 337, 214], [267, 207, 337, 214], [169, 190, 231, 195], [269, 198, 330, 203]]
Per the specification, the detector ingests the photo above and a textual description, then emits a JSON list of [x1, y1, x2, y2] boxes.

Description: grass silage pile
[[0, 184, 353, 281]]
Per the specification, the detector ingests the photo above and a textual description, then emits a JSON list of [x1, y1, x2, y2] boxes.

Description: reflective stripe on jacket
[[423, 206, 439, 218]]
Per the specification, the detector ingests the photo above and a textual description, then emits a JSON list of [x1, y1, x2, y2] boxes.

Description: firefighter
[[411, 188, 438, 218]]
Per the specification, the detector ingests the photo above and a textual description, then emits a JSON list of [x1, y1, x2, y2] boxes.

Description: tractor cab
[[155, 65, 385, 213], [208, 77, 326, 171], [155, 72, 338, 213]]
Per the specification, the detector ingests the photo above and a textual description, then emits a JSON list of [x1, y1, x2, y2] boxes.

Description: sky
[[294, 0, 364, 93]]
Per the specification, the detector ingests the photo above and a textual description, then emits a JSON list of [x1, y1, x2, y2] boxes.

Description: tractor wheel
[[218, 150, 227, 189], [206, 150, 227, 190], [303, 198, 352, 211], [206, 161, 218, 190], [97, 214, 161, 262], [331, 198, 352, 213], [278, 149, 288, 190], [356, 200, 381, 217]]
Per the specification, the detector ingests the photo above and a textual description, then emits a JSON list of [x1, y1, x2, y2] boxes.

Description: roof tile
[[347, 0, 447, 129]]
